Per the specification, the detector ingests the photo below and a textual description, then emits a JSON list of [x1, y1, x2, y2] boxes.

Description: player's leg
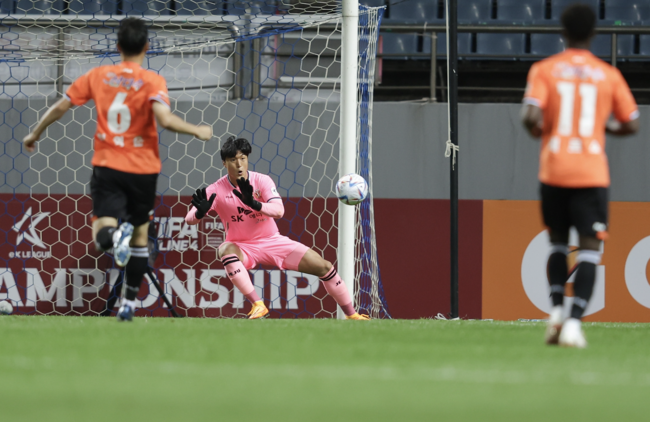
[[117, 221, 150, 320], [90, 167, 133, 266], [116, 171, 158, 322], [93, 217, 134, 266], [297, 248, 370, 320], [540, 183, 571, 345], [218, 242, 266, 319], [559, 188, 607, 348]]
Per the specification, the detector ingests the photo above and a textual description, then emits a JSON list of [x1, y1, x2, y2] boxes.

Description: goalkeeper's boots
[[113, 222, 134, 267], [558, 318, 587, 349], [248, 301, 269, 319], [116, 303, 135, 322], [346, 313, 371, 320], [545, 305, 563, 345]]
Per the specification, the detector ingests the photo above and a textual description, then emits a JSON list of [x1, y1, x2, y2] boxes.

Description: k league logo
[[9, 207, 52, 259]]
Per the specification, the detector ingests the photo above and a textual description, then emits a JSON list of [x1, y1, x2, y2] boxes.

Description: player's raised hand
[[191, 187, 216, 219], [233, 178, 262, 211], [195, 125, 213, 141], [23, 132, 40, 153]]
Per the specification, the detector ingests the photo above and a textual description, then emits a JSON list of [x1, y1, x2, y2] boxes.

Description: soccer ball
[[335, 173, 368, 205], [0, 300, 13, 315]]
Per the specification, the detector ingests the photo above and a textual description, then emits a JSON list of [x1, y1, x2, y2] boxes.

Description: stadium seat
[[228, 0, 278, 15], [176, 0, 225, 15], [68, 0, 117, 14], [121, 0, 170, 15], [0, 0, 14, 13], [495, 0, 545, 22], [639, 34, 650, 56], [15, 0, 64, 13], [380, 33, 418, 60], [457, 0, 492, 23], [530, 33, 565, 56], [550, 0, 598, 22], [423, 32, 473, 56], [617, 34, 635, 59], [388, 0, 441, 23], [639, 34, 650, 54], [476, 33, 526, 57], [590, 34, 612, 58], [604, 1, 650, 24], [360, 0, 385, 7]]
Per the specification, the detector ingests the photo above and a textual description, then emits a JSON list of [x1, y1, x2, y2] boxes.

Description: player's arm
[[521, 62, 547, 139], [185, 187, 216, 225], [608, 70, 640, 136], [152, 102, 213, 141], [521, 103, 543, 138], [22, 97, 73, 153], [234, 178, 284, 219], [606, 117, 639, 136], [260, 200, 284, 219]]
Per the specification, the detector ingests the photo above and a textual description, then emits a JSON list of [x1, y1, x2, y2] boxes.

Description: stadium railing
[[372, 23, 650, 101]]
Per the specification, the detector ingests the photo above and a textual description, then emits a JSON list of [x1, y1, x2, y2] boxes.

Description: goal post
[[337, 0, 358, 320], [0, 0, 390, 319]]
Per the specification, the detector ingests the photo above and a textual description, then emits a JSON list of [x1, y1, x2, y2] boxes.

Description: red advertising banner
[[0, 194, 338, 318]]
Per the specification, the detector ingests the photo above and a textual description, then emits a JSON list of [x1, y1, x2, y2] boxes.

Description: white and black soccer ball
[[0, 300, 13, 315], [335, 173, 369, 206]]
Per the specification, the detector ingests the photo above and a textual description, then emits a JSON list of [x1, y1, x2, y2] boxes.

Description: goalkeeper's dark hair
[[220, 136, 252, 161], [561, 3, 596, 43], [118, 17, 148, 56]]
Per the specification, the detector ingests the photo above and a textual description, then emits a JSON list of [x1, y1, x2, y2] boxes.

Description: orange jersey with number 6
[[65, 61, 170, 174], [524, 49, 638, 188]]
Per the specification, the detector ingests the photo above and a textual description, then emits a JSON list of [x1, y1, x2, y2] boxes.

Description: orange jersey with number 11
[[524, 49, 638, 188], [65, 61, 170, 174]]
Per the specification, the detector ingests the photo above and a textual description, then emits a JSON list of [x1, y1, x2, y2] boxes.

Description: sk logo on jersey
[[231, 207, 262, 223], [238, 207, 253, 216]]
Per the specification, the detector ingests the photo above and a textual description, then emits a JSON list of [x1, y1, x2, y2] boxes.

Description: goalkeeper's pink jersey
[[187, 171, 283, 242]]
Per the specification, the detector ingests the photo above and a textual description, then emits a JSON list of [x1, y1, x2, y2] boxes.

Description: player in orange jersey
[[22, 17, 212, 322], [521, 4, 639, 348]]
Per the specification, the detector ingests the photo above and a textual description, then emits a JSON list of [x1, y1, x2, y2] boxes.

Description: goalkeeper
[[185, 136, 370, 320]]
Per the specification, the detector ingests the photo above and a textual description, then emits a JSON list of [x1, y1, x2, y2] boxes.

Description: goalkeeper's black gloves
[[233, 177, 263, 212], [191, 187, 216, 219]]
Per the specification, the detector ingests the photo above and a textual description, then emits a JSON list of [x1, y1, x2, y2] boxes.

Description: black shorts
[[90, 166, 158, 226], [540, 183, 608, 238]]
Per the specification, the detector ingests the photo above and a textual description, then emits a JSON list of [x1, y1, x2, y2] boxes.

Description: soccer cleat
[[545, 306, 563, 345], [248, 301, 269, 319], [113, 222, 134, 267], [558, 318, 587, 349], [345, 313, 371, 320], [116, 303, 135, 322]]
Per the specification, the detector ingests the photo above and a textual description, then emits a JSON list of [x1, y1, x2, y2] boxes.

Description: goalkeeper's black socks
[[547, 243, 569, 307], [124, 247, 149, 301], [570, 250, 600, 320], [95, 226, 116, 252]]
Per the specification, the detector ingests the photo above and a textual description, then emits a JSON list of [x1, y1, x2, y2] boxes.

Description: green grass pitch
[[1, 316, 649, 421]]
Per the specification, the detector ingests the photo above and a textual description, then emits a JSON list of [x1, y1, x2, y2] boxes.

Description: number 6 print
[[107, 92, 131, 135]]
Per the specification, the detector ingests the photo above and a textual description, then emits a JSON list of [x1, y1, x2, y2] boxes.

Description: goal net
[[0, 0, 390, 319]]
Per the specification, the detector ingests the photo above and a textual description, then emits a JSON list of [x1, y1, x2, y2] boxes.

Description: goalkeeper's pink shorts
[[229, 233, 309, 271]]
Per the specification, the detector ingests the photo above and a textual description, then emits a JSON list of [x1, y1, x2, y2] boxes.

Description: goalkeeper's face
[[223, 151, 249, 182]]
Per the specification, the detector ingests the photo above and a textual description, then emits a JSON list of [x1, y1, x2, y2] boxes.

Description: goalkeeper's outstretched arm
[[23, 97, 73, 152]]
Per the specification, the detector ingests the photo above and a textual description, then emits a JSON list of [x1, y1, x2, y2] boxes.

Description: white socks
[[122, 299, 136, 309]]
